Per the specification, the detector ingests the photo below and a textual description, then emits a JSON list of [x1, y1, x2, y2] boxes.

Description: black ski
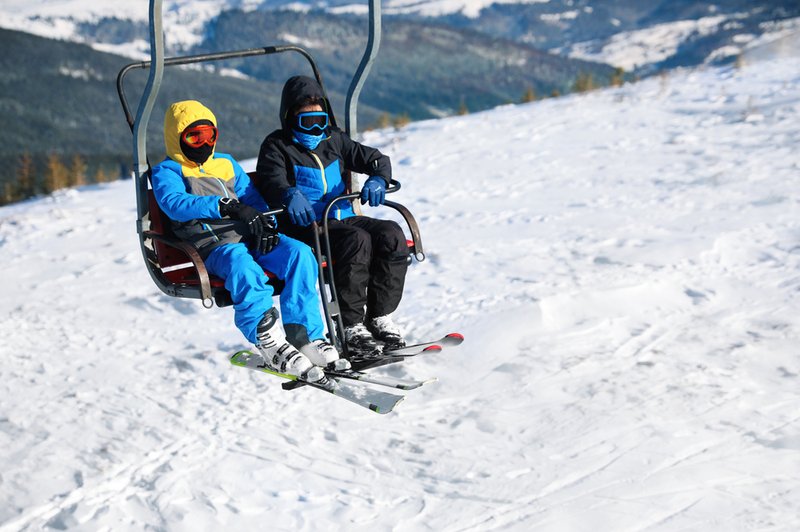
[[383, 332, 465, 356], [350, 332, 465, 372]]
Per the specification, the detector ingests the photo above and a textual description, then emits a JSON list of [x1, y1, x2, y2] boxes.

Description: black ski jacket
[[254, 75, 391, 223]]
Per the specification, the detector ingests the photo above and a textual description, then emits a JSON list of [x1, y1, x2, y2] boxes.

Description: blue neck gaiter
[[293, 129, 325, 150]]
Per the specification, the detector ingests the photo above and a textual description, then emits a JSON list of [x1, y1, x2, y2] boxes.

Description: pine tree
[[377, 113, 391, 130], [458, 97, 469, 116], [522, 86, 536, 103], [611, 67, 625, 87], [44, 153, 69, 194], [393, 113, 410, 129], [1, 182, 17, 206], [94, 166, 111, 184], [16, 151, 36, 199], [68, 154, 87, 187], [573, 72, 596, 93]]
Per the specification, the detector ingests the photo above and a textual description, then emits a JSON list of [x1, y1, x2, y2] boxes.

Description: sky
[[1, 27, 799, 532]]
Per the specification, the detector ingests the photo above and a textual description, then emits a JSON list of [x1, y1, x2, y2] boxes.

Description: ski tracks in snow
[[361, 57, 800, 531], [2, 56, 800, 530]]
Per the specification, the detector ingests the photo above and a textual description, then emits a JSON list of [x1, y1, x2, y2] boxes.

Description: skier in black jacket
[[254, 76, 408, 355]]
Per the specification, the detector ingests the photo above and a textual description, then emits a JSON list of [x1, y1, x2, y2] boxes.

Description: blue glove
[[283, 187, 315, 227], [360, 176, 386, 207]]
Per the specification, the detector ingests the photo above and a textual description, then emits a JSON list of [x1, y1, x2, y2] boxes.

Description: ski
[[383, 332, 465, 356], [350, 345, 441, 372], [347, 333, 465, 371], [345, 343, 441, 365], [325, 368, 437, 390], [230, 350, 404, 414]]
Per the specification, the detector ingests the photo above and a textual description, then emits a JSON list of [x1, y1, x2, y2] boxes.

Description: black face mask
[[180, 139, 214, 164]]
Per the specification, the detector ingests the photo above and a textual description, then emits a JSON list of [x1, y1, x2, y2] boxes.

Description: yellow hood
[[163, 100, 217, 166]]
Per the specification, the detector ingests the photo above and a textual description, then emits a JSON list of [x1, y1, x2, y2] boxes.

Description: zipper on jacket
[[202, 223, 221, 242], [196, 163, 231, 200], [309, 152, 328, 193], [309, 152, 340, 219], [214, 178, 230, 198]]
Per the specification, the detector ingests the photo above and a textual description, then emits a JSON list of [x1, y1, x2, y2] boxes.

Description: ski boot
[[367, 314, 406, 350], [344, 322, 383, 359], [255, 308, 324, 382], [300, 339, 352, 371]]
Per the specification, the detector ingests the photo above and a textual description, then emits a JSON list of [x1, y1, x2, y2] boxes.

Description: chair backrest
[[146, 189, 204, 283]]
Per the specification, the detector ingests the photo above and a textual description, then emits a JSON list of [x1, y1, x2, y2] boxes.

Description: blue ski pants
[[204, 236, 324, 345]]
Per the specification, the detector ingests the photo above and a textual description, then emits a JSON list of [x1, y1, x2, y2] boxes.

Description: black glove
[[219, 198, 280, 254], [255, 214, 280, 254]]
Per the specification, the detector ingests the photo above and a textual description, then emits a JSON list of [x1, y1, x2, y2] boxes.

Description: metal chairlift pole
[[318, 0, 383, 353], [344, 0, 382, 138], [133, 0, 164, 284]]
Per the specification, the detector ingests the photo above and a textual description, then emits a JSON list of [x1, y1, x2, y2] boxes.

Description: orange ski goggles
[[181, 124, 218, 148]]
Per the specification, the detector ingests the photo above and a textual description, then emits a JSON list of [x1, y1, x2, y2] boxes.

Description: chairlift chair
[[117, 0, 425, 354]]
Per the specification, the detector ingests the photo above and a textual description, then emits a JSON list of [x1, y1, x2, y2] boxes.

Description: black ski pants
[[282, 216, 409, 326]]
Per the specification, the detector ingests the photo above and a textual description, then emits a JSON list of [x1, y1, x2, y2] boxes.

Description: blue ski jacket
[[151, 100, 270, 257]]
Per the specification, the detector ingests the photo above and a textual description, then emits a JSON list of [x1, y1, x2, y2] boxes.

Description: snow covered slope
[[566, 15, 800, 71], [1, 48, 799, 530]]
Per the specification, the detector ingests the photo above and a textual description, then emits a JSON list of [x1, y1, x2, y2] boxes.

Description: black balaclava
[[180, 119, 215, 164]]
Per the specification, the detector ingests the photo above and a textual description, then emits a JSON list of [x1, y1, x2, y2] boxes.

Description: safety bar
[[315, 179, 424, 355], [117, 45, 328, 133]]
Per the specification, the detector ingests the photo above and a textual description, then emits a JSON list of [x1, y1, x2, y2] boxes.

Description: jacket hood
[[164, 100, 217, 165], [279, 75, 328, 131]]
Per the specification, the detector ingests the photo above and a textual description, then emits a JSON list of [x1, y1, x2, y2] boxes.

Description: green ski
[[230, 350, 405, 414]]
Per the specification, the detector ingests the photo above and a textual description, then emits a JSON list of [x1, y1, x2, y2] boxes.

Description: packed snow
[[1, 43, 800, 531]]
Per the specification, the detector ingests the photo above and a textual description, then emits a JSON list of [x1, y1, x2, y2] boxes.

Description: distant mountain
[[0, 28, 361, 195], [434, 0, 800, 73], [3, 0, 798, 75], [2, 0, 797, 202], [194, 9, 615, 119], [0, 18, 609, 197], [2, 3, 618, 117]]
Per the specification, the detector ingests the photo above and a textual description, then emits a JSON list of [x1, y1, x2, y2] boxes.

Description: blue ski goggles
[[294, 111, 329, 133]]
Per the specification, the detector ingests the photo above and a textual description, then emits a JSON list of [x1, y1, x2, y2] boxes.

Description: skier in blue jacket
[[254, 76, 409, 356], [151, 100, 350, 381]]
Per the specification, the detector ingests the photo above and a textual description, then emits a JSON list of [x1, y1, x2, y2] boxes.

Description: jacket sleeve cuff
[[372, 175, 390, 187], [281, 187, 297, 206]]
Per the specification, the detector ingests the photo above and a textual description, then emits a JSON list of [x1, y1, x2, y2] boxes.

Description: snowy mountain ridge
[[1, 43, 799, 530], [0, 0, 542, 25], [3, 0, 798, 72], [0, 0, 539, 51]]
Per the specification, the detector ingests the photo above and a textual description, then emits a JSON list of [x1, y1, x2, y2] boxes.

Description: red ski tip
[[446, 333, 464, 340], [422, 345, 443, 352]]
